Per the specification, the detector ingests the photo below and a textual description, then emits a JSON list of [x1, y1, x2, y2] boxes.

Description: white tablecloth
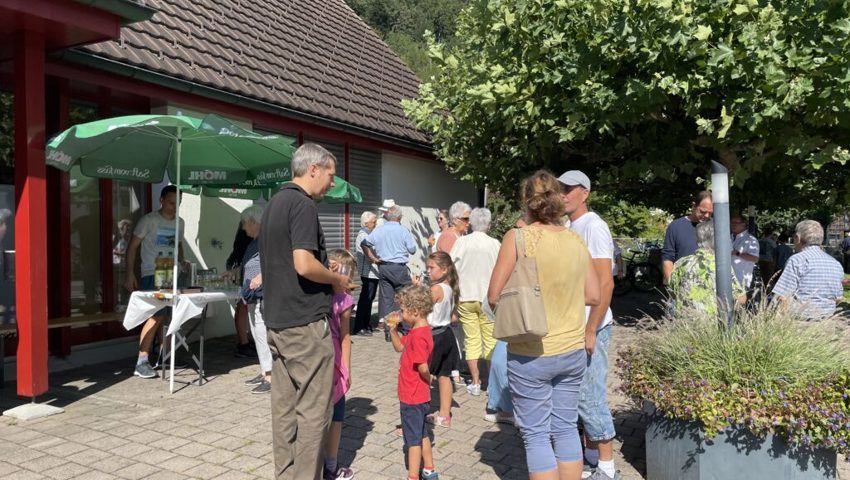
[[123, 290, 239, 335]]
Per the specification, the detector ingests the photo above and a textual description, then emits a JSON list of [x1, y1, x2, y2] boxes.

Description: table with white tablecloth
[[123, 290, 240, 392]]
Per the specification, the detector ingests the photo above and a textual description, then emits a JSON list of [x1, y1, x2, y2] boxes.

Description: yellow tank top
[[508, 226, 589, 357]]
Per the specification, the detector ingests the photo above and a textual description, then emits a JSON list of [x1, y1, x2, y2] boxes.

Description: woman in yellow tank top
[[488, 171, 600, 480]]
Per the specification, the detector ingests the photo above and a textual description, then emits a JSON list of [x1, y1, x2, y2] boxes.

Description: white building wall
[[381, 152, 478, 274]]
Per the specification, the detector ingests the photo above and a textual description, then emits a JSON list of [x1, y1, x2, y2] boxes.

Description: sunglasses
[[458, 217, 470, 221]]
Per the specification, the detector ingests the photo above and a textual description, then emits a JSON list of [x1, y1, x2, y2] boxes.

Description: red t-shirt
[[398, 325, 433, 405]]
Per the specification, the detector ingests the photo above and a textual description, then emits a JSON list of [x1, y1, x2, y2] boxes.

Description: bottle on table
[[164, 251, 175, 288], [154, 251, 168, 289]]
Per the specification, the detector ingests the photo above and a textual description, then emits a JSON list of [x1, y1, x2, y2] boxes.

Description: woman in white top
[[419, 251, 461, 428], [428, 209, 450, 253], [450, 207, 501, 396]]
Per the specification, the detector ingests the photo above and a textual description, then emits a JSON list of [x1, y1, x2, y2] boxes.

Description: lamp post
[[711, 161, 735, 327]]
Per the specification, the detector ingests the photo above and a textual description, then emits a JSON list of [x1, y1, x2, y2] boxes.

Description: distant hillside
[[346, 0, 467, 80]]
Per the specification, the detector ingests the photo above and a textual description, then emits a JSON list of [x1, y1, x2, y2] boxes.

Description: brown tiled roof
[[78, 0, 429, 147]]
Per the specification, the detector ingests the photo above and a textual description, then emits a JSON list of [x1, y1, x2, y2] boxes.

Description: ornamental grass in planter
[[618, 302, 850, 478]]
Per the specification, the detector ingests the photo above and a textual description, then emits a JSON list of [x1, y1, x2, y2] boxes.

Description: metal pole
[[170, 126, 182, 394], [711, 161, 734, 327]]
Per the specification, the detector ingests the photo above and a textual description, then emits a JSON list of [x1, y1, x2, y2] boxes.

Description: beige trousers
[[267, 318, 334, 480]]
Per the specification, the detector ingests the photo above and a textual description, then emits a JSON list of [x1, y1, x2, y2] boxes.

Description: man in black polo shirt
[[259, 143, 349, 480]]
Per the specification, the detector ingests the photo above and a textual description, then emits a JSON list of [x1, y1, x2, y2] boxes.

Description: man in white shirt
[[123, 185, 184, 379], [558, 170, 619, 480], [731, 214, 760, 288]]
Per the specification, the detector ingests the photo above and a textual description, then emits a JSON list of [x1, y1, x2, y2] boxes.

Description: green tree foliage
[[347, 0, 468, 79], [591, 193, 669, 239], [403, 0, 850, 212]]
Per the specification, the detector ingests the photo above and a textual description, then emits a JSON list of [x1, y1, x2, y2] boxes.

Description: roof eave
[[56, 48, 433, 154], [72, 0, 158, 25]]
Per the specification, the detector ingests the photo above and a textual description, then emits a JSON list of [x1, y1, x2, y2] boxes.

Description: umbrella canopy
[[187, 176, 363, 203], [46, 114, 296, 185], [46, 113, 298, 393]]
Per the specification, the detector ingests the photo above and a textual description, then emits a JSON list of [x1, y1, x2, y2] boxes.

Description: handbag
[[493, 228, 548, 343]]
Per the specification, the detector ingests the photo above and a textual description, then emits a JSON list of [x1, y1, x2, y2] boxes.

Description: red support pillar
[[14, 30, 48, 398]]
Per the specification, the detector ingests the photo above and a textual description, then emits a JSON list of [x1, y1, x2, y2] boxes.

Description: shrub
[[618, 302, 850, 458]]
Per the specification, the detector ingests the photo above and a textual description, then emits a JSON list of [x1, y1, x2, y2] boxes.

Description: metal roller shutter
[[305, 139, 346, 251], [348, 148, 382, 251]]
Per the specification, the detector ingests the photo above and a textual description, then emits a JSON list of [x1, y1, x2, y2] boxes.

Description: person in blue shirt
[[361, 204, 417, 340], [661, 191, 713, 285]]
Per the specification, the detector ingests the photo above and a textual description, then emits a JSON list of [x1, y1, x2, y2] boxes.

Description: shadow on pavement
[[0, 335, 262, 411], [339, 396, 377, 467], [474, 422, 527, 479], [613, 406, 648, 477]]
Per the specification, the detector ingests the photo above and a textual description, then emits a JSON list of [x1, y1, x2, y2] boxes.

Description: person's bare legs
[[138, 316, 164, 358], [557, 459, 583, 479], [234, 303, 249, 345], [407, 445, 422, 479], [529, 469, 558, 480], [438, 376, 453, 418], [324, 420, 342, 474], [467, 358, 481, 386], [422, 436, 435, 473]]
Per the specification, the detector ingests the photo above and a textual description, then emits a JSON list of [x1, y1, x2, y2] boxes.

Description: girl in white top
[[418, 251, 461, 427]]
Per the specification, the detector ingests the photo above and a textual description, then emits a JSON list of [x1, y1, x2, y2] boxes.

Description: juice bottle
[[164, 251, 174, 288]]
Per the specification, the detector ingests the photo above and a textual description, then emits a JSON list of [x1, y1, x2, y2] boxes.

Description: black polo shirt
[[259, 183, 331, 329]]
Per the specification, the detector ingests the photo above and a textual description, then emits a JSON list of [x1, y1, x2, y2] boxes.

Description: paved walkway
[[0, 291, 845, 479]]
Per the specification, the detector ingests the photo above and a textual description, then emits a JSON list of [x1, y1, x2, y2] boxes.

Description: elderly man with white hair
[[772, 220, 844, 319], [437, 201, 472, 253], [362, 204, 417, 340], [449, 207, 500, 396]]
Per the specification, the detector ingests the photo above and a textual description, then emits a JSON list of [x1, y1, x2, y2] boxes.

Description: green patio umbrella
[[46, 113, 296, 392], [189, 176, 363, 203], [47, 114, 295, 185]]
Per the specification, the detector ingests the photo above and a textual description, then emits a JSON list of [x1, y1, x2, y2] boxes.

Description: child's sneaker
[[425, 414, 451, 427], [334, 466, 355, 480], [420, 470, 439, 480], [466, 383, 481, 396]]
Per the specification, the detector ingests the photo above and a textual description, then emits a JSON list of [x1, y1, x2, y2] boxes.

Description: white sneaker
[[466, 383, 481, 396]]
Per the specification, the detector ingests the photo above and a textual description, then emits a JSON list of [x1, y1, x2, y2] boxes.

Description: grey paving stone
[[113, 462, 161, 480], [182, 462, 229, 479], [42, 462, 90, 480], [157, 454, 204, 473]]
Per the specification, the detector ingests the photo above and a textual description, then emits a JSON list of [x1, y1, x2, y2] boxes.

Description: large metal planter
[[644, 401, 838, 480]]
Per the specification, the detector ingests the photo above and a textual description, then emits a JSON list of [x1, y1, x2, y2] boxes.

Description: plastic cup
[[385, 311, 401, 329]]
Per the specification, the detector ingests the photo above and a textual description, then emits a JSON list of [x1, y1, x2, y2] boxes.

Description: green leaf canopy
[[404, 0, 850, 212]]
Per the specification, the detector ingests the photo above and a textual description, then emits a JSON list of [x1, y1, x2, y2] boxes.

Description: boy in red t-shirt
[[390, 285, 438, 480]]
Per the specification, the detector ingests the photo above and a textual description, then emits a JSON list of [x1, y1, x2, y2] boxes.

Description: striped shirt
[[772, 246, 844, 319]]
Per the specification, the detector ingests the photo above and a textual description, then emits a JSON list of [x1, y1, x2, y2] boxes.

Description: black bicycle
[[613, 249, 663, 296]]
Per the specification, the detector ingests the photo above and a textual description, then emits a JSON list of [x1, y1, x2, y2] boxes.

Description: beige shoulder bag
[[493, 228, 548, 342]]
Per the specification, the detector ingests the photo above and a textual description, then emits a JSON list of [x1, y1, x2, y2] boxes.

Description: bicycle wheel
[[632, 263, 663, 292], [613, 275, 632, 296]]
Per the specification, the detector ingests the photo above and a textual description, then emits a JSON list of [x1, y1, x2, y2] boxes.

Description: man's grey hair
[[449, 201, 472, 224], [385, 205, 403, 221], [291, 143, 336, 177], [696, 220, 715, 250], [241, 204, 265, 223], [469, 208, 492, 232], [795, 220, 824, 246], [360, 210, 377, 227]]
